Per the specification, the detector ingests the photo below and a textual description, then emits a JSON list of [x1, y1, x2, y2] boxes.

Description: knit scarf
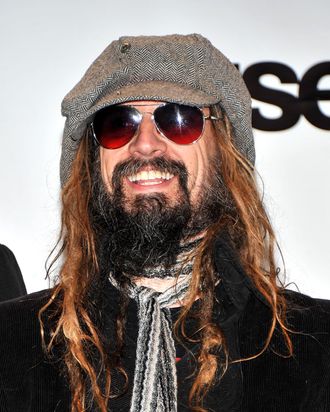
[[108, 238, 201, 412]]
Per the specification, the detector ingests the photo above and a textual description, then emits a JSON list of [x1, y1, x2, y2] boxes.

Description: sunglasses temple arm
[[89, 122, 101, 146]]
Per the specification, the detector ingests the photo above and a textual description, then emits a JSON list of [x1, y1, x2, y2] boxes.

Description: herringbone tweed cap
[[60, 33, 255, 185]]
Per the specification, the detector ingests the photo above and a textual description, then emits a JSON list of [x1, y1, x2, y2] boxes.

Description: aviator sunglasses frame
[[90, 102, 221, 150]]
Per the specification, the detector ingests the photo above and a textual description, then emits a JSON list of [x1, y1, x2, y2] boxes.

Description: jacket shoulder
[[0, 244, 26, 301], [281, 289, 330, 353], [242, 288, 330, 351], [284, 289, 330, 320], [0, 289, 53, 357], [0, 289, 53, 381], [0, 289, 70, 411], [0, 288, 52, 321]]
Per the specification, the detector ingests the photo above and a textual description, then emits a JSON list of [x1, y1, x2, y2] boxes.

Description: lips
[[127, 169, 175, 185]]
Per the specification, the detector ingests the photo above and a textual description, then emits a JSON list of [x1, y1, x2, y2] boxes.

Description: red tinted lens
[[154, 103, 204, 144], [93, 106, 140, 149]]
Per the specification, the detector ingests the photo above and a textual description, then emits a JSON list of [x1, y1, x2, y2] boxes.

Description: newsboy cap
[[60, 33, 255, 186]]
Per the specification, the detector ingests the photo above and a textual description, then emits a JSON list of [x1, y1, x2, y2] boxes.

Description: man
[[0, 34, 329, 412]]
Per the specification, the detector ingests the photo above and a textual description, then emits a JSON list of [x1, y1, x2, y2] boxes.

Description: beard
[[90, 154, 231, 279]]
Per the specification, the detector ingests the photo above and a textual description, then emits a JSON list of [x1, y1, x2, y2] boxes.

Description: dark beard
[[90, 155, 231, 279]]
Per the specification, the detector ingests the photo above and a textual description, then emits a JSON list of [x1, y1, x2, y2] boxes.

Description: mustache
[[111, 157, 188, 189]]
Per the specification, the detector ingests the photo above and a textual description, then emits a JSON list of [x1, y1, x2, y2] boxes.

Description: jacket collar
[[213, 233, 270, 316]]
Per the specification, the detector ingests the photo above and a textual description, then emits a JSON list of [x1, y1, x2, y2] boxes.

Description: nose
[[128, 114, 167, 158]]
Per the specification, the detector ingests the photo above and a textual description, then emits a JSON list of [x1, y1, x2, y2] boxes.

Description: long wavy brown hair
[[39, 104, 293, 412]]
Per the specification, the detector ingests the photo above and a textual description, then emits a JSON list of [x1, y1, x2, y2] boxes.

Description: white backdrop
[[0, 0, 329, 297]]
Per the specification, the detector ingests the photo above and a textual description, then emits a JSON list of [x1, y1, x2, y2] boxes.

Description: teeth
[[127, 170, 174, 183]]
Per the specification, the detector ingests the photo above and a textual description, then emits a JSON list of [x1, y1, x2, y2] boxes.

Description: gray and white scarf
[[108, 240, 200, 412]]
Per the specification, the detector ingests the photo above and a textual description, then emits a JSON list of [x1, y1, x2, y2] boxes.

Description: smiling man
[[0, 34, 330, 412]]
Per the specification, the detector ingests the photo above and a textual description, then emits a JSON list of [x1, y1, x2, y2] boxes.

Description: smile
[[127, 170, 175, 185]]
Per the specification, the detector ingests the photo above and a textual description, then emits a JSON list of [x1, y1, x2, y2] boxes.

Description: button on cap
[[120, 42, 131, 53]]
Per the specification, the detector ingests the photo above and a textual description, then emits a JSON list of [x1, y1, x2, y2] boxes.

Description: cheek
[[191, 142, 212, 177], [185, 137, 216, 200], [183, 149, 207, 197], [99, 148, 118, 192]]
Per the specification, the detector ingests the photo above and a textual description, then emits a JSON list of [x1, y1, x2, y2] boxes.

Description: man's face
[[99, 100, 218, 214], [92, 101, 229, 276]]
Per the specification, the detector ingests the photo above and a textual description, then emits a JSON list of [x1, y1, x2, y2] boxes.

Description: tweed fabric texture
[[109, 274, 192, 412], [60, 33, 255, 186]]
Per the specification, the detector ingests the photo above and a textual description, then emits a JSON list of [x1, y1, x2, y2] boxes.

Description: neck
[[130, 231, 204, 304], [132, 276, 181, 292]]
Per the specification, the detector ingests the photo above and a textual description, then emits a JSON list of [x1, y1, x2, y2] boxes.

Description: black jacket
[[0, 237, 330, 411], [0, 244, 26, 302]]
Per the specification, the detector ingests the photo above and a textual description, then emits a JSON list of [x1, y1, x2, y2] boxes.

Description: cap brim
[[92, 80, 219, 111]]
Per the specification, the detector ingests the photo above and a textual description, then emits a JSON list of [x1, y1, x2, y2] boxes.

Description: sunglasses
[[91, 103, 220, 149]]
